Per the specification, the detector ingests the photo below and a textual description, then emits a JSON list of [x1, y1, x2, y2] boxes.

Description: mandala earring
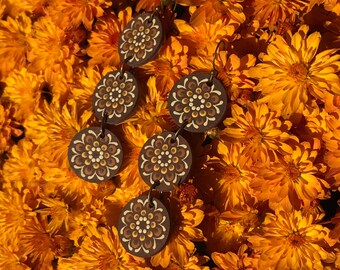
[[138, 122, 192, 192], [67, 124, 123, 183], [117, 187, 170, 257], [118, 5, 164, 67], [92, 65, 140, 125], [168, 41, 228, 133]]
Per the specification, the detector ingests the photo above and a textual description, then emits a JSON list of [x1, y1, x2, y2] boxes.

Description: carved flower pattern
[[169, 73, 226, 132], [93, 71, 137, 124], [119, 196, 169, 257], [119, 13, 161, 66], [139, 132, 192, 191], [68, 127, 122, 182]]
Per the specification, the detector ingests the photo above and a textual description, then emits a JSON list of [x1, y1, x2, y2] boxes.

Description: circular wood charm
[[168, 73, 228, 133], [118, 195, 170, 257], [138, 132, 192, 192], [92, 70, 139, 124], [68, 127, 123, 183], [118, 12, 163, 67]]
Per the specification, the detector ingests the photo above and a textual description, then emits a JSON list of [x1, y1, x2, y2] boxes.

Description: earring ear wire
[[209, 39, 228, 85], [212, 39, 228, 71]]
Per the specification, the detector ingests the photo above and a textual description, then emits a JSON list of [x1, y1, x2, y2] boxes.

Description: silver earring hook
[[208, 39, 228, 85]]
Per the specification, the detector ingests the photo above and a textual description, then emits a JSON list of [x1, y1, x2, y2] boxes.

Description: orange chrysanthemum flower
[[0, 101, 22, 154], [174, 17, 237, 56], [87, 8, 132, 67], [251, 141, 330, 210], [248, 208, 331, 269], [221, 102, 297, 163], [190, 51, 256, 102], [58, 226, 148, 270], [205, 141, 256, 210], [249, 0, 308, 30], [27, 15, 80, 80], [212, 244, 258, 269], [139, 36, 191, 96], [3, 68, 43, 121], [19, 219, 54, 269], [24, 99, 93, 166], [151, 198, 205, 268], [0, 13, 31, 78], [48, 0, 112, 30], [20, 217, 73, 269], [249, 25, 340, 118]]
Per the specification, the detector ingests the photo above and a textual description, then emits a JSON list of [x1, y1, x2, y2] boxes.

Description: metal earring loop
[[148, 6, 162, 23], [208, 39, 228, 85], [119, 55, 133, 79], [100, 109, 108, 138], [148, 181, 160, 208], [171, 119, 188, 143]]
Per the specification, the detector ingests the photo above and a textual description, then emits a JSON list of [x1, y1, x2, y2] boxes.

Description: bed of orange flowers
[[1, 0, 340, 269]]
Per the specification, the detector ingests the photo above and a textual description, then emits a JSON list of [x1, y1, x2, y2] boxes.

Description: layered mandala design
[[138, 132, 192, 192], [93, 70, 138, 124], [118, 196, 170, 257], [68, 127, 123, 182], [118, 13, 163, 67], [168, 73, 227, 133]]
